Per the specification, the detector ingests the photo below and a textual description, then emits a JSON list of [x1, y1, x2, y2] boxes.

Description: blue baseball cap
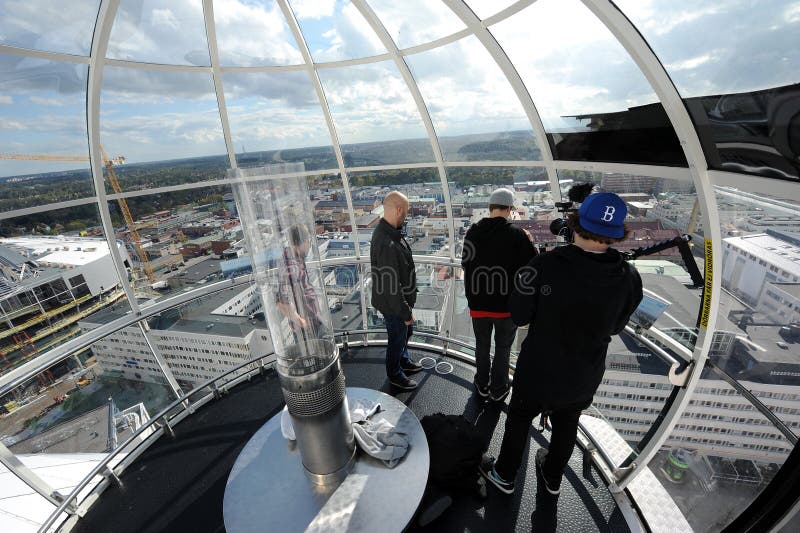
[[577, 192, 627, 238]]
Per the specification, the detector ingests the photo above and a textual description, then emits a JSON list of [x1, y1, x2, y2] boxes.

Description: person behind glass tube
[[276, 223, 328, 344]]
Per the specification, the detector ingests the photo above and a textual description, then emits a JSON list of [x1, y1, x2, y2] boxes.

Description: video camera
[[549, 182, 595, 243]]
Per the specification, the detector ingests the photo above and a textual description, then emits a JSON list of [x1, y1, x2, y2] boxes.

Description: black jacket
[[509, 245, 643, 409], [370, 218, 417, 321], [461, 217, 536, 313]]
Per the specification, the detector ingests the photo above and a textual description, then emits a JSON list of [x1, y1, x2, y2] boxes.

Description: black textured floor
[[71, 346, 630, 533]]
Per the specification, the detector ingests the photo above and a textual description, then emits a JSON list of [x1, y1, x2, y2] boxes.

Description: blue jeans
[[384, 314, 413, 378]]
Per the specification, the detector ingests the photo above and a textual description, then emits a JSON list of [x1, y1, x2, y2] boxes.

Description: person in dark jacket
[[480, 192, 643, 496], [370, 191, 422, 390], [462, 188, 536, 402]]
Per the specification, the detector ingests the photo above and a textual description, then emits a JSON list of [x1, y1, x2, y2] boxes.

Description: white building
[[721, 230, 800, 308], [594, 367, 799, 463], [81, 287, 273, 390], [0, 236, 127, 299]]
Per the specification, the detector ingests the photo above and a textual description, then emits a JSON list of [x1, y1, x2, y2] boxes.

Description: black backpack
[[421, 413, 485, 494]]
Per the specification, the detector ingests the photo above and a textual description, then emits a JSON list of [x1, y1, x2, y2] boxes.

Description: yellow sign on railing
[[700, 238, 714, 328]]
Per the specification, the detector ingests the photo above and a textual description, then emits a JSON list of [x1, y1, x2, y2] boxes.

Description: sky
[[0, 0, 798, 180]]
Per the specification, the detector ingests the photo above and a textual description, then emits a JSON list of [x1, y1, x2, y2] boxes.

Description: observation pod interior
[[0, 1, 797, 532]]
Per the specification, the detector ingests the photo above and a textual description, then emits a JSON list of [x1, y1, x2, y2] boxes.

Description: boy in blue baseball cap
[[480, 191, 643, 497]]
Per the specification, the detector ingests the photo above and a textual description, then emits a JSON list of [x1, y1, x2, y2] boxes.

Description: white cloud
[[0, 96, 12, 105], [29, 96, 64, 106], [213, 0, 303, 66], [311, 2, 385, 61], [107, 0, 209, 65], [665, 53, 715, 71], [366, 0, 465, 49], [290, 0, 336, 20], [151, 8, 180, 31], [0, 119, 26, 130], [785, 2, 800, 23], [0, 0, 99, 55]]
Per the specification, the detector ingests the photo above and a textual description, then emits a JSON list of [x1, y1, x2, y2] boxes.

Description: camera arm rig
[[622, 234, 704, 288]]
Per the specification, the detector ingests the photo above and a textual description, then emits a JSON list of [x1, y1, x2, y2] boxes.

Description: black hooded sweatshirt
[[461, 217, 536, 315], [509, 244, 643, 409]]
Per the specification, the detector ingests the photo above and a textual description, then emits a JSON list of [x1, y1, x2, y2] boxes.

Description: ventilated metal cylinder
[[279, 340, 354, 483]]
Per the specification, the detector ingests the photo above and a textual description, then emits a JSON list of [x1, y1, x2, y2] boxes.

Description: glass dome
[[0, 1, 798, 532]]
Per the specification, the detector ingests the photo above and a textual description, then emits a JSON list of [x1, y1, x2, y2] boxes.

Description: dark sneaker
[[490, 385, 511, 403], [389, 374, 418, 390], [535, 448, 561, 495], [473, 378, 489, 398], [401, 358, 424, 374], [479, 455, 515, 495]]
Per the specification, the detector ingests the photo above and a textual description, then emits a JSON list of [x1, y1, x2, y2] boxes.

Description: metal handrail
[[38, 352, 276, 532], [38, 329, 469, 532]]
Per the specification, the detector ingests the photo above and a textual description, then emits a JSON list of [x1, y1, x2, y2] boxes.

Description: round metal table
[[223, 387, 429, 532]]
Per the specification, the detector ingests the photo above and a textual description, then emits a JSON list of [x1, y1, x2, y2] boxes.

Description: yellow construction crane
[[0, 148, 156, 284]]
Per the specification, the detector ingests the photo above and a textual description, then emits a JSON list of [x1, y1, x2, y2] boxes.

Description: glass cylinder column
[[230, 163, 355, 485]]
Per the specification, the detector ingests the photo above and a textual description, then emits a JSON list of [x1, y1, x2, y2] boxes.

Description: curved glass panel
[[100, 67, 227, 193], [686, 85, 800, 181], [447, 167, 553, 254], [465, 1, 518, 20], [134, 285, 272, 389], [317, 62, 435, 166], [365, 261, 450, 337], [0, 0, 99, 56], [0, 59, 92, 211], [649, 379, 794, 532], [214, 0, 303, 67], [291, 0, 386, 62], [615, 1, 799, 180], [326, 261, 364, 332], [0, 340, 178, 498], [616, 0, 800, 98], [0, 206, 133, 379], [310, 174, 360, 258], [105, 185, 233, 306], [405, 35, 540, 162], [715, 186, 800, 432], [366, 0, 466, 49], [348, 168, 447, 256], [223, 70, 336, 170], [107, 0, 210, 66], [491, 0, 686, 166]]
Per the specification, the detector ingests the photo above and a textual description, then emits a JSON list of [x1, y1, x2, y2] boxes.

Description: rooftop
[[724, 233, 800, 276], [81, 287, 268, 339], [0, 236, 114, 267], [9, 403, 113, 454]]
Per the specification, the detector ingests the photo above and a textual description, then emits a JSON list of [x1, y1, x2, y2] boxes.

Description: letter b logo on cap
[[602, 206, 616, 222]]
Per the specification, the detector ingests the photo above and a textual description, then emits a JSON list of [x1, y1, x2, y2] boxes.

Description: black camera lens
[[550, 218, 567, 236]]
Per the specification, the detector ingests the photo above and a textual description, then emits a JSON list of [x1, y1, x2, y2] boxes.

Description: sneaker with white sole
[[535, 448, 561, 495], [490, 385, 511, 403], [479, 455, 515, 495]]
